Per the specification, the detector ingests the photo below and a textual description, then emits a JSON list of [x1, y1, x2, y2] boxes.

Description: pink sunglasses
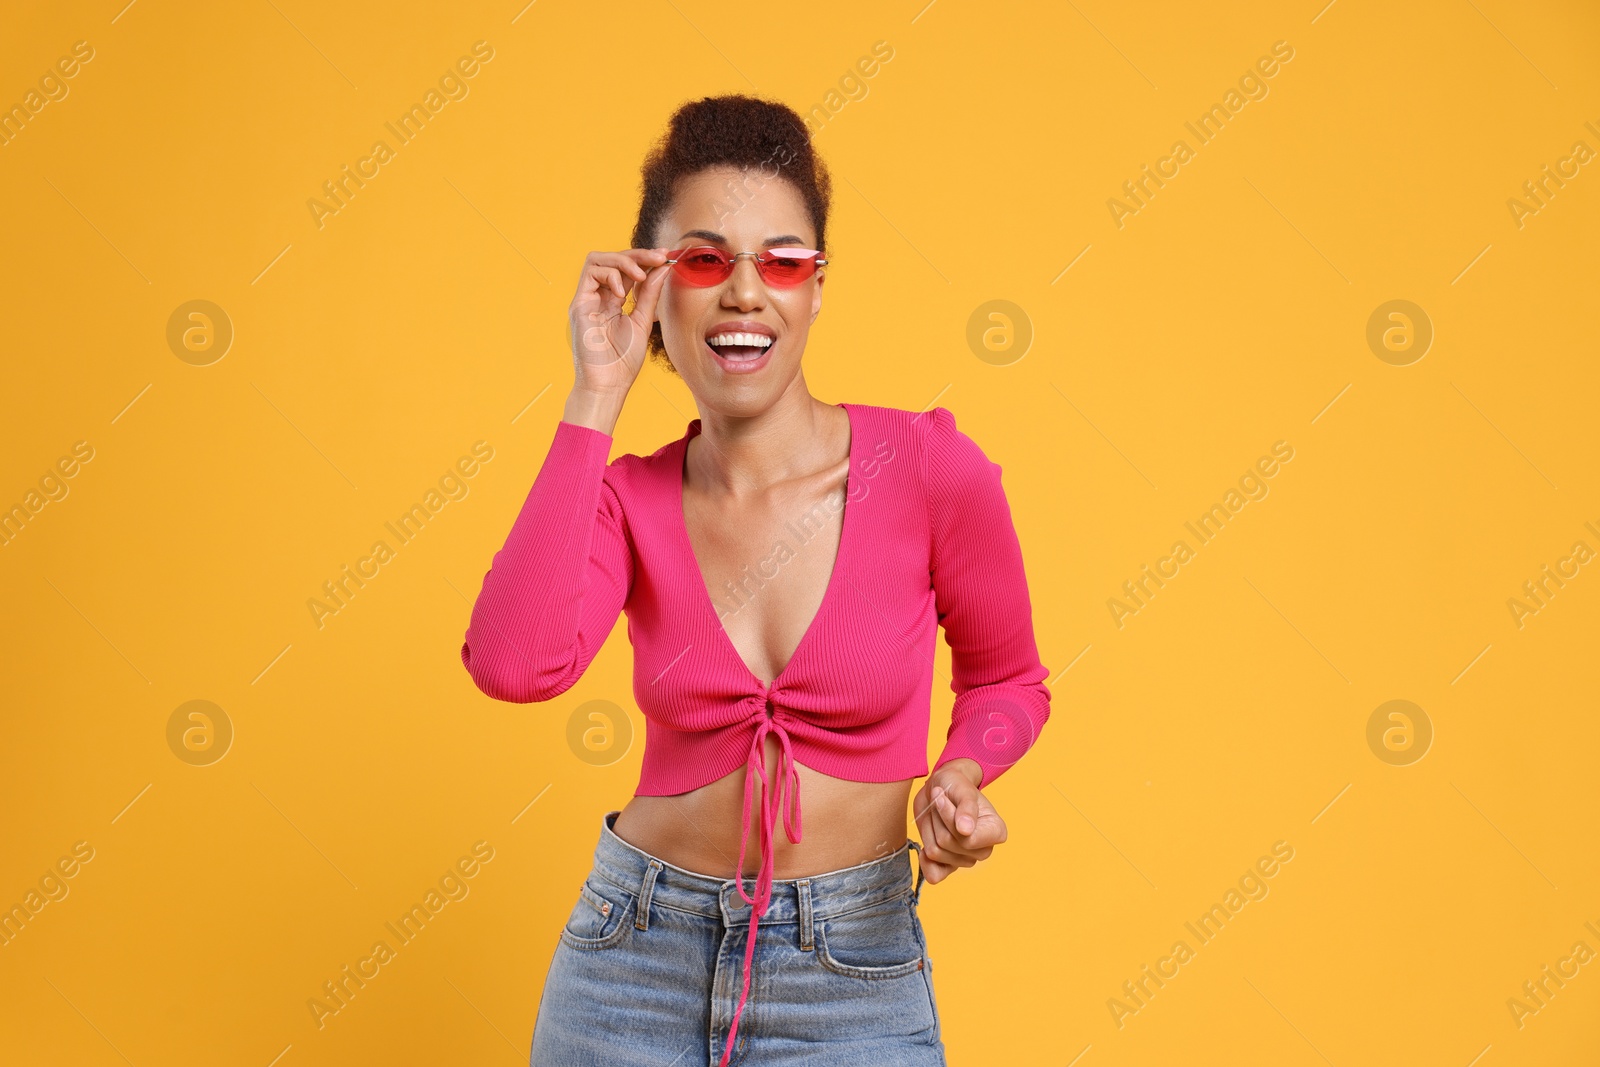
[[663, 246, 828, 288]]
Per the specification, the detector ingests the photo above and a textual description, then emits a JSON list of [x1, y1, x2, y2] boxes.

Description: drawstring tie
[[717, 704, 802, 1067]]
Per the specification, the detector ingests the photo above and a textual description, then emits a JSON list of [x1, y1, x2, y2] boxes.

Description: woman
[[460, 94, 1051, 1066]]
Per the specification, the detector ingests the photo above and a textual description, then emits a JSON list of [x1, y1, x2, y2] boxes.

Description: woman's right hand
[[567, 248, 672, 398]]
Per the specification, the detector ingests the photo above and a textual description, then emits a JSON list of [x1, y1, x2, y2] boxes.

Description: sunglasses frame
[[662, 246, 829, 288]]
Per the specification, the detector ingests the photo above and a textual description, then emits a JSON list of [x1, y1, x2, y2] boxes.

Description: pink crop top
[[460, 401, 1051, 1062]]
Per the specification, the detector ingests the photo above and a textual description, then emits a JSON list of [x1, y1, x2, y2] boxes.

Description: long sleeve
[[919, 406, 1051, 788], [460, 419, 633, 703]]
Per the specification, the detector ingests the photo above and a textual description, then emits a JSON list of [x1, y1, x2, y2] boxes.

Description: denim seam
[[635, 859, 663, 931]]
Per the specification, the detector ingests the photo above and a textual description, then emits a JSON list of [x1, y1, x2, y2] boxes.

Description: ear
[[808, 269, 825, 325]]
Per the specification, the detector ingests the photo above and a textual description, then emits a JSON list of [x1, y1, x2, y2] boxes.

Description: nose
[[722, 254, 767, 312]]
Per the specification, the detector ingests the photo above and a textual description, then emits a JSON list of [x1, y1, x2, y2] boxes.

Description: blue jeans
[[530, 809, 947, 1066]]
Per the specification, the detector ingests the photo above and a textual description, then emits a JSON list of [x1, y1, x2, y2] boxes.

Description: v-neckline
[[674, 403, 856, 691]]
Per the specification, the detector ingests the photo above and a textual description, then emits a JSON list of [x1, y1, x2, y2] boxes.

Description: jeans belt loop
[[636, 859, 663, 931], [907, 839, 925, 905], [797, 878, 814, 951]]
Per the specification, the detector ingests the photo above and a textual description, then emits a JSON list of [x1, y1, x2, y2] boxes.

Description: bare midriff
[[613, 731, 915, 880]]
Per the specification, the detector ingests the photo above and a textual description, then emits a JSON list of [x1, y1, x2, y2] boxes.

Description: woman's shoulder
[[841, 402, 994, 475]]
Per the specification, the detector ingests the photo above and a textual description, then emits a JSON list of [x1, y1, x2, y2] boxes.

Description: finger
[[629, 260, 673, 330], [919, 854, 954, 884], [923, 800, 975, 867], [580, 264, 628, 302], [592, 249, 665, 280], [929, 788, 982, 857], [912, 802, 955, 882], [936, 777, 983, 838]]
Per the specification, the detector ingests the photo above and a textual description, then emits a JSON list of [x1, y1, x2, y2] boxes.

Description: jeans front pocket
[[814, 894, 927, 980], [559, 876, 633, 951]]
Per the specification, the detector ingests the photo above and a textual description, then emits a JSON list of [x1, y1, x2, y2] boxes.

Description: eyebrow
[[677, 229, 808, 247]]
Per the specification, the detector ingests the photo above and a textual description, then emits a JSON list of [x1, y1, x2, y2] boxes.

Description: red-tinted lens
[[668, 246, 732, 286], [756, 248, 821, 287]]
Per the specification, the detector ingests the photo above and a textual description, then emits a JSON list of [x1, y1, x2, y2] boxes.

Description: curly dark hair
[[630, 94, 833, 376]]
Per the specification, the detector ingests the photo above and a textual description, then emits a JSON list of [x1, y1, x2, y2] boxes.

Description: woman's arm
[[461, 247, 672, 703], [919, 405, 1053, 786], [912, 405, 1052, 880], [459, 410, 632, 703]]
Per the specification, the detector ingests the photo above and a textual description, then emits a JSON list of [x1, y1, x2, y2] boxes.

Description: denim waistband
[[588, 809, 924, 929]]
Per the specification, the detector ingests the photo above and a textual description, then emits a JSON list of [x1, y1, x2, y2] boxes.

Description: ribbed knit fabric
[[460, 401, 1050, 1061]]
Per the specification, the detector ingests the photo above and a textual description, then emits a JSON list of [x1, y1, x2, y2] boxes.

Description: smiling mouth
[[705, 331, 775, 361]]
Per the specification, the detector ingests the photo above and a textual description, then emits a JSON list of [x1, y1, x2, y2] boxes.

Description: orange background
[[2, 1, 1598, 1064]]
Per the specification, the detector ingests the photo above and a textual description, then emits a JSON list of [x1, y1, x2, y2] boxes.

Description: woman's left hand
[[912, 759, 1007, 885]]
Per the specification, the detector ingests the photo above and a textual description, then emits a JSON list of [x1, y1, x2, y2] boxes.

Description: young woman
[[460, 94, 1051, 1066]]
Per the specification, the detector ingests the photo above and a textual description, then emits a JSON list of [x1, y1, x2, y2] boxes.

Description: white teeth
[[706, 332, 773, 349]]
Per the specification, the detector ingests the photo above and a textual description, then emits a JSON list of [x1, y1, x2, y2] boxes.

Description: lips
[[704, 321, 775, 362]]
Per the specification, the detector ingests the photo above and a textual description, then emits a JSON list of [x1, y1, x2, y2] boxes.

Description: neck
[[690, 383, 838, 495]]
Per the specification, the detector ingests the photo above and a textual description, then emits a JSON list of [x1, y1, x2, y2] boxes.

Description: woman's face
[[653, 166, 825, 411]]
